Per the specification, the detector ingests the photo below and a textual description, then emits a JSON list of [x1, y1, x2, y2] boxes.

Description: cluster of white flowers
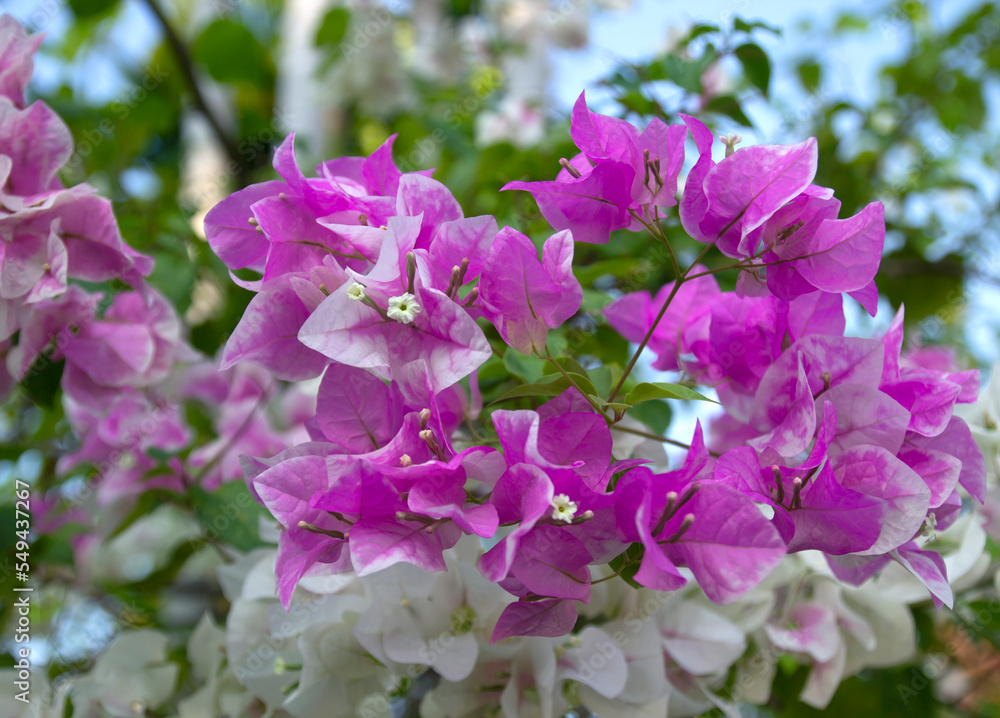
[[956, 363, 1000, 543], [4, 506, 991, 718]]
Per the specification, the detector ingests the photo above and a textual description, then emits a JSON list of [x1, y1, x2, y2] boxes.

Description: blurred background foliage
[[3, 0, 1000, 715]]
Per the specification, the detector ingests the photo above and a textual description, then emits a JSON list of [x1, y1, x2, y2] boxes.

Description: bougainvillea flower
[[221, 273, 333, 382], [679, 116, 885, 310], [679, 115, 818, 258], [715, 419, 888, 557], [299, 216, 491, 393], [7, 286, 187, 388], [0, 99, 72, 195], [492, 598, 578, 644], [479, 227, 582, 354], [615, 426, 785, 602], [503, 92, 686, 243], [604, 270, 719, 372], [0, 14, 42, 108], [1, 189, 153, 294]]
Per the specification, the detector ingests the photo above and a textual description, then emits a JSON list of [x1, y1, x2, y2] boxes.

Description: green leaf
[[190, 482, 267, 552], [543, 356, 588, 378], [601, 401, 632, 413], [735, 43, 770, 95], [560, 372, 599, 400], [503, 350, 547, 383], [651, 45, 717, 94], [0, 507, 15, 553], [877, 247, 964, 326], [937, 73, 985, 131], [67, 0, 120, 18], [490, 370, 597, 405], [574, 258, 640, 286], [107, 491, 170, 540], [540, 359, 602, 400], [625, 382, 717, 405], [629, 400, 673, 435], [614, 90, 660, 116], [545, 332, 568, 359], [146, 447, 173, 464], [607, 544, 644, 589], [704, 94, 753, 126], [490, 375, 573, 404], [796, 59, 822, 93], [19, 356, 64, 409], [834, 12, 869, 33], [149, 252, 198, 314], [580, 289, 613, 313], [192, 19, 274, 86], [446, 0, 482, 17], [314, 7, 352, 69], [683, 23, 720, 45], [589, 365, 614, 398], [733, 17, 781, 35], [315, 7, 352, 48]]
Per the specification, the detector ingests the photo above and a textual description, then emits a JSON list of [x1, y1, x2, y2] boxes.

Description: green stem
[[606, 241, 714, 403], [538, 347, 605, 415]]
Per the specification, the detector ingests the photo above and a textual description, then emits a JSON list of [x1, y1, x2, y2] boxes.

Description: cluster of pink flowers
[[205, 90, 986, 641], [2, 10, 992, 715], [0, 16, 151, 395], [0, 16, 303, 519]]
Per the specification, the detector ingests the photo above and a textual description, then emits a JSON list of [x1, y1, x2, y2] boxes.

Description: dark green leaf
[[192, 19, 274, 86], [108, 491, 168, 540], [877, 248, 964, 326], [629, 400, 673, 434], [314, 7, 352, 48], [589, 365, 614, 398], [489, 375, 573, 404], [652, 45, 717, 94], [704, 94, 753, 126], [19, 356, 64, 409], [314, 7, 352, 68], [190, 482, 267, 552], [502, 350, 547, 383], [684, 23, 720, 44], [67, 0, 120, 18], [735, 43, 770, 95], [574, 258, 640, 286], [607, 544, 644, 589], [797, 59, 822, 93], [543, 356, 588, 378], [490, 371, 598, 405]]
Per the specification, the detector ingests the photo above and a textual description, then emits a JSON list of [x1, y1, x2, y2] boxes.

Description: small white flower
[[346, 282, 366, 301], [387, 292, 422, 324], [117, 451, 137, 470], [550, 493, 578, 523]]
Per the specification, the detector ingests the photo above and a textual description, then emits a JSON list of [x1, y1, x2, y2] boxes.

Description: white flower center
[[720, 133, 743, 157], [550, 494, 578, 523], [387, 292, 422, 324], [347, 282, 366, 301]]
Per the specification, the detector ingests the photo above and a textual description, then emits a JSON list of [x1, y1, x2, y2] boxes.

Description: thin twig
[[613, 424, 720, 457], [140, 0, 247, 180], [191, 397, 266, 484], [607, 241, 715, 403]]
